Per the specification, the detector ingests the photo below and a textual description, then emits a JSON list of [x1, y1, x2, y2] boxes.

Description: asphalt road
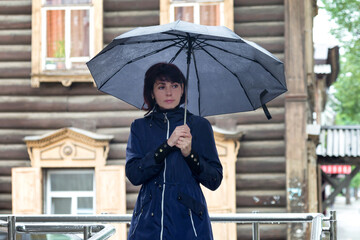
[[329, 196, 360, 240]]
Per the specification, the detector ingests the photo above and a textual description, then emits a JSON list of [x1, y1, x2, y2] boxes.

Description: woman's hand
[[176, 135, 192, 157], [167, 125, 192, 157]]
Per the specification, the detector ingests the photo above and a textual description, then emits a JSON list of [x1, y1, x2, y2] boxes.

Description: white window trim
[[45, 169, 96, 215], [41, 5, 93, 71], [170, 1, 224, 26]]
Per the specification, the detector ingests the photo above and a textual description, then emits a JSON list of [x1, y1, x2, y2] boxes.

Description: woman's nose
[[165, 87, 172, 95]]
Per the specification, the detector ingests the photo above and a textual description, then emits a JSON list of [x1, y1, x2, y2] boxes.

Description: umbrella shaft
[[184, 60, 189, 125], [184, 35, 194, 125]]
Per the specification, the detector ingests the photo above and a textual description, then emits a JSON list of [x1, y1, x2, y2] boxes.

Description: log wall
[[232, 0, 287, 238], [0, 0, 159, 214], [0, 0, 287, 239]]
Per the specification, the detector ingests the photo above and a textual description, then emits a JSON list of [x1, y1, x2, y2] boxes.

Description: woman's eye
[[158, 86, 165, 90], [172, 84, 179, 88]]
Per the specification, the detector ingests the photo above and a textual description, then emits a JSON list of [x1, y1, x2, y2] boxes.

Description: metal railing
[[210, 211, 337, 240], [0, 216, 116, 240], [0, 211, 336, 240]]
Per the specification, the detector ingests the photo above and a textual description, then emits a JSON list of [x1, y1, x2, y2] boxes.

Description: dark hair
[[143, 62, 186, 113]]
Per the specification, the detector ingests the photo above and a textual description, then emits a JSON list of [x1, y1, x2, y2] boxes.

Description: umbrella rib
[[197, 44, 256, 110], [117, 38, 182, 45], [198, 41, 256, 62], [191, 51, 201, 116], [93, 38, 184, 58], [197, 38, 242, 43], [200, 42, 286, 88], [169, 40, 188, 63], [98, 39, 185, 90], [192, 39, 207, 51]]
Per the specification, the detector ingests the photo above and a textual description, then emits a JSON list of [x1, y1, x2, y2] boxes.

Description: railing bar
[[0, 213, 324, 223], [252, 211, 260, 240], [7, 216, 15, 240], [329, 210, 337, 240], [310, 215, 322, 240], [0, 215, 132, 223], [84, 226, 90, 240], [16, 224, 103, 233], [88, 225, 116, 240], [0, 220, 7, 227], [16, 224, 114, 240], [252, 222, 260, 240]]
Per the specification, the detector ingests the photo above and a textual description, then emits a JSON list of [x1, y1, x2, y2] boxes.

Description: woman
[[126, 62, 223, 240]]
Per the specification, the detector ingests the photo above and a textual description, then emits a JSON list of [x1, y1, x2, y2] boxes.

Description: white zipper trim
[[189, 209, 198, 237], [160, 113, 170, 240]]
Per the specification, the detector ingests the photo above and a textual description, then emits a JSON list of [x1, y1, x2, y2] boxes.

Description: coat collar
[[145, 105, 192, 124]]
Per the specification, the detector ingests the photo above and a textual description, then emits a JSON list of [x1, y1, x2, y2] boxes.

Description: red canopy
[[321, 165, 352, 174]]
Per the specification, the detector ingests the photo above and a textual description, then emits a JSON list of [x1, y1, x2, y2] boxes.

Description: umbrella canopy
[[87, 20, 287, 118]]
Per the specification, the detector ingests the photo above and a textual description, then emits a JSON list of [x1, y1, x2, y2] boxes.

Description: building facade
[[0, 0, 322, 239]]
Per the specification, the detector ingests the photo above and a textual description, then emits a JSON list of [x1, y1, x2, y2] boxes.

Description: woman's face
[[152, 79, 183, 110]]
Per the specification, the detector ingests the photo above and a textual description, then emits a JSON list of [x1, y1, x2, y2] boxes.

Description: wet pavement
[[329, 196, 360, 240]]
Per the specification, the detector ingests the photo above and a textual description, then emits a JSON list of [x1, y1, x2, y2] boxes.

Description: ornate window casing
[[160, 0, 233, 30], [12, 127, 127, 239], [31, 0, 103, 87]]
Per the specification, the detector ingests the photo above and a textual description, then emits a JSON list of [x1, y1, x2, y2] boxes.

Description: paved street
[[329, 196, 360, 240]]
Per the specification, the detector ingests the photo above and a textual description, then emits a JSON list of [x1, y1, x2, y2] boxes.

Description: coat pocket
[[130, 189, 152, 237], [130, 209, 143, 237], [177, 192, 205, 220]]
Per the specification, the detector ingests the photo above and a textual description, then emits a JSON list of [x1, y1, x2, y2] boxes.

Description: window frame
[[45, 169, 96, 215], [160, 0, 233, 30], [170, 1, 224, 26], [41, 5, 94, 71], [31, 0, 103, 87]]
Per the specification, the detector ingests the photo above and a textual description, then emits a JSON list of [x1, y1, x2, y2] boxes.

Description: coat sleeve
[[191, 118, 223, 191], [125, 121, 164, 186]]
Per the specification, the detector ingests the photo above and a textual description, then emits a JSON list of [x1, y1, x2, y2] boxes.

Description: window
[[31, 0, 103, 87], [160, 0, 233, 30], [45, 169, 95, 214], [170, 1, 223, 26], [43, 5, 91, 71]]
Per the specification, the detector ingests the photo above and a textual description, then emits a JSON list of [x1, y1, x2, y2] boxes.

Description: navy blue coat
[[126, 107, 223, 240]]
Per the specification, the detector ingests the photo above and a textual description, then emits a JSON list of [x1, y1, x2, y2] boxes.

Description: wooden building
[[317, 125, 360, 212], [0, 0, 323, 239]]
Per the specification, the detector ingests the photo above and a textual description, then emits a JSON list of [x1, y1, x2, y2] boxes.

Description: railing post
[[329, 210, 337, 240], [84, 225, 91, 240], [252, 211, 260, 240], [7, 216, 16, 240]]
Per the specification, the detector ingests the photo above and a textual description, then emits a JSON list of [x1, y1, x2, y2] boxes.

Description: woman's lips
[[165, 100, 174, 103]]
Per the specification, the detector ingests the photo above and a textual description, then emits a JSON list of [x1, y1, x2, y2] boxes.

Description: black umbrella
[[87, 20, 287, 121]]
